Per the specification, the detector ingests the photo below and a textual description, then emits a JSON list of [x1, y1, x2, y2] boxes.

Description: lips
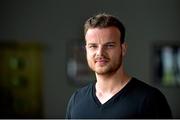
[[95, 58, 108, 65]]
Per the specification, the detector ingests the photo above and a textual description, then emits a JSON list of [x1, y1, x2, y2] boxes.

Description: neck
[[95, 66, 131, 93]]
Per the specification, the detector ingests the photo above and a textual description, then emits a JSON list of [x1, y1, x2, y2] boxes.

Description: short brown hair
[[84, 13, 125, 43]]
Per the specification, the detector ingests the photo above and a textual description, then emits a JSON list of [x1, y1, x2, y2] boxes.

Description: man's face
[[85, 26, 127, 75]]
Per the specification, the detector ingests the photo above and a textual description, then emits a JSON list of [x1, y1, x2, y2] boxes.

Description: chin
[[94, 68, 110, 75]]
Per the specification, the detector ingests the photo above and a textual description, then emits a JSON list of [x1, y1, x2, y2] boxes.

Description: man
[[66, 13, 172, 119]]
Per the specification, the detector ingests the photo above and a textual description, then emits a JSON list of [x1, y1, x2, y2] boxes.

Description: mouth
[[95, 59, 108, 65]]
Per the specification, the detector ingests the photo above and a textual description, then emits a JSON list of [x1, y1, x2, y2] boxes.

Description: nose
[[96, 46, 104, 57]]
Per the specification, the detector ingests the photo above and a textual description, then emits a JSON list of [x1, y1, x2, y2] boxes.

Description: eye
[[88, 44, 97, 49], [105, 44, 115, 48]]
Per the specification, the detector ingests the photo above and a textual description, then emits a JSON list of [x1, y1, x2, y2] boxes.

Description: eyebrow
[[87, 42, 117, 45], [87, 43, 97, 46], [104, 42, 116, 45]]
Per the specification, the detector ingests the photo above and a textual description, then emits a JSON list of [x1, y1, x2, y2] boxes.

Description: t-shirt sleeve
[[141, 88, 172, 118], [65, 92, 77, 119]]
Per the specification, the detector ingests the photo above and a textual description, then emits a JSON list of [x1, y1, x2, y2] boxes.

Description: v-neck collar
[[92, 78, 134, 108]]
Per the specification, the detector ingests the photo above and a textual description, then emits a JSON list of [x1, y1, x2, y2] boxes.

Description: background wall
[[0, 0, 180, 118]]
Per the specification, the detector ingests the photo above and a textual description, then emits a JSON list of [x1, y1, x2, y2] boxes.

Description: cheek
[[86, 52, 96, 66], [110, 49, 122, 59], [86, 50, 94, 58], [86, 52, 93, 62]]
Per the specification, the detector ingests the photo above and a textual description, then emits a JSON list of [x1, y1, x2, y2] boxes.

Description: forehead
[[85, 27, 121, 44]]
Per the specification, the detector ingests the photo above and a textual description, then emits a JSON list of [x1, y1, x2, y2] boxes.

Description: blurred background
[[0, 0, 180, 118]]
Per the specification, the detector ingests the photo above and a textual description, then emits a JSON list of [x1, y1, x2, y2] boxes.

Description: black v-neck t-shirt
[[66, 78, 172, 119]]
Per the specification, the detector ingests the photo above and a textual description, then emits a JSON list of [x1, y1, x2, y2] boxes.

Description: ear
[[121, 43, 127, 56]]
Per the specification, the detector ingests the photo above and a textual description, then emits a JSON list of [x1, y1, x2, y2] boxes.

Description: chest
[[71, 93, 143, 119], [96, 92, 115, 104]]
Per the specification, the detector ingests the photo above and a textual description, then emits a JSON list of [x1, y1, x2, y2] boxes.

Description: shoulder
[[127, 77, 168, 103], [129, 77, 163, 96], [76, 83, 93, 96], [69, 83, 93, 103], [130, 78, 172, 118]]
